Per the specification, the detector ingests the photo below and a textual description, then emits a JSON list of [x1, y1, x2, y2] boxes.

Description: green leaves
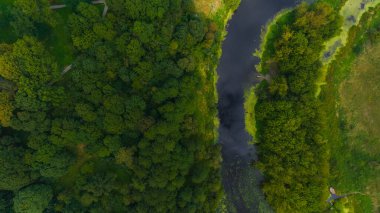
[[104, 95, 125, 115], [104, 113, 123, 134], [0, 92, 14, 127], [11, 0, 56, 36], [133, 21, 154, 44], [75, 103, 97, 122], [253, 2, 342, 212], [1, 36, 59, 88], [13, 184, 53, 213], [0, 0, 237, 211], [0, 136, 35, 191]]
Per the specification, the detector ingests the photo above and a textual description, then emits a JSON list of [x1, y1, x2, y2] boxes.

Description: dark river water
[[217, 0, 295, 211]]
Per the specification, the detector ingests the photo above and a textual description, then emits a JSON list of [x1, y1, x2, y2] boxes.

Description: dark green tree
[[13, 184, 53, 213]]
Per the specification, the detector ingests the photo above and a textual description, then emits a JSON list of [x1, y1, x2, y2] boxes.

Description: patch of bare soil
[[193, 0, 222, 16]]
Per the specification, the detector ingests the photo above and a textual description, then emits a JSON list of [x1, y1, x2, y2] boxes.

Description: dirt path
[[91, 0, 108, 17], [62, 64, 72, 75], [50, 5, 66, 10]]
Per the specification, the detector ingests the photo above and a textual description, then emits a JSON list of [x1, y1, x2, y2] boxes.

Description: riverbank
[[254, 8, 293, 74], [316, 0, 380, 96], [216, 0, 295, 211], [247, 0, 380, 211], [245, 1, 344, 212]]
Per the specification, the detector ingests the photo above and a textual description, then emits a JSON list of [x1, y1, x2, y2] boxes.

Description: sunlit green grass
[[46, 7, 74, 69], [336, 42, 380, 212], [322, 6, 380, 212], [244, 87, 257, 143]]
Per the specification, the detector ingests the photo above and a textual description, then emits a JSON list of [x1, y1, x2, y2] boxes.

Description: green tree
[[0, 136, 35, 191], [75, 103, 97, 122], [0, 92, 14, 127], [251, 2, 342, 212], [13, 184, 53, 213], [0, 191, 13, 213], [11, 0, 56, 36]]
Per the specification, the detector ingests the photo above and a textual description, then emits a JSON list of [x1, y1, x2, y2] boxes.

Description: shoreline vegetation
[[244, 87, 257, 144], [254, 8, 292, 74], [323, 4, 380, 212], [316, 0, 380, 96], [247, 2, 344, 211], [247, 0, 380, 212], [0, 0, 241, 212]]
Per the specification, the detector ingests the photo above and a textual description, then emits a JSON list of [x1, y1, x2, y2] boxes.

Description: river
[[217, 0, 295, 211]]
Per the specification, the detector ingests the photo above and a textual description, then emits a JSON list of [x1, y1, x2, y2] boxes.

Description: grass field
[[337, 42, 380, 212], [340, 43, 380, 152], [322, 4, 380, 210], [46, 7, 74, 69], [326, 42, 380, 213]]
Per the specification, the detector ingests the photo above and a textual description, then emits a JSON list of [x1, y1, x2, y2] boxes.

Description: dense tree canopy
[[10, 0, 56, 36], [251, 2, 342, 212], [13, 184, 53, 213], [0, 134, 35, 191], [0, 0, 238, 212]]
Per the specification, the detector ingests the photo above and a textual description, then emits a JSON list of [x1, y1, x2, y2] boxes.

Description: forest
[[0, 0, 240, 212], [2, 0, 379, 212], [247, 0, 380, 211], [250, 1, 343, 212]]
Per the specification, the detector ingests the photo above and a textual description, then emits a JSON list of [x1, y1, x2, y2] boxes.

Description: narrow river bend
[[217, 0, 295, 211]]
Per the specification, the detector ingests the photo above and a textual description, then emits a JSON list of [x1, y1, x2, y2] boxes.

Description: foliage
[[13, 184, 53, 213], [0, 0, 17, 43], [322, 5, 380, 212], [250, 2, 342, 212], [0, 92, 14, 127], [223, 0, 241, 11], [244, 87, 257, 143], [0, 133, 35, 191], [0, 0, 239, 212], [10, 0, 56, 36], [0, 190, 13, 213], [223, 160, 273, 212]]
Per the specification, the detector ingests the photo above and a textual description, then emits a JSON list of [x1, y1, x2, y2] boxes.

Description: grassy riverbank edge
[[254, 9, 293, 74], [245, 0, 345, 153], [316, 0, 380, 96]]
